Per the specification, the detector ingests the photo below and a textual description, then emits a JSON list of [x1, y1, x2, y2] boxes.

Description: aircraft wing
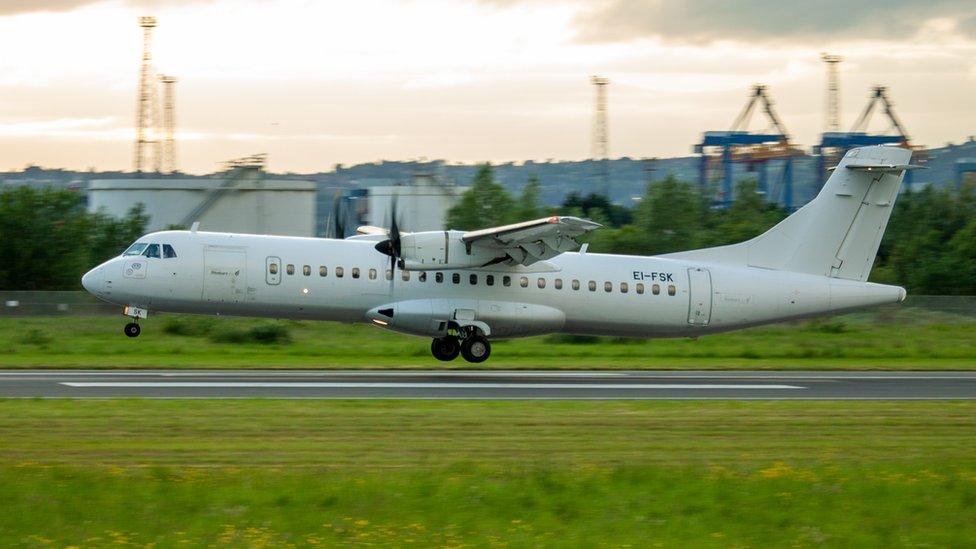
[[462, 216, 601, 266]]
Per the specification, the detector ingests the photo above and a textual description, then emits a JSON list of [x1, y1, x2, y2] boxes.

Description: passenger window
[[319, 266, 327, 277], [386, 269, 393, 281], [335, 266, 344, 278], [452, 273, 461, 284], [636, 282, 644, 295], [554, 278, 563, 290], [369, 268, 376, 280], [537, 278, 546, 289], [162, 244, 177, 258], [143, 244, 160, 258], [503, 275, 511, 287], [469, 274, 477, 285], [303, 265, 311, 276], [269, 263, 279, 275], [572, 279, 580, 291], [604, 281, 612, 293], [352, 268, 360, 279], [286, 264, 295, 275], [668, 284, 677, 296], [588, 281, 596, 292], [402, 270, 410, 281], [652, 283, 661, 295], [620, 282, 628, 293], [520, 276, 528, 288], [419, 272, 427, 282], [435, 272, 444, 283], [486, 275, 494, 286]]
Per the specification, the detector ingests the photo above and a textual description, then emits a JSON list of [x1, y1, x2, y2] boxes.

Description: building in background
[[88, 176, 316, 237], [366, 173, 467, 232]]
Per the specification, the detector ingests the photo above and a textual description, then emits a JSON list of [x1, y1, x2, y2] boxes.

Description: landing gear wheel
[[124, 322, 141, 338], [460, 335, 491, 363], [431, 337, 460, 361]]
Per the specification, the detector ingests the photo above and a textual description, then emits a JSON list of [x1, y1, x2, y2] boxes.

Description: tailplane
[[664, 146, 917, 281]]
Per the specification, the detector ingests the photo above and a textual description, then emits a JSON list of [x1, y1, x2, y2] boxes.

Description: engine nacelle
[[399, 230, 501, 270]]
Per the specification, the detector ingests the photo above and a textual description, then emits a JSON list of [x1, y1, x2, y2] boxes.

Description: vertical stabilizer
[[664, 146, 913, 281]]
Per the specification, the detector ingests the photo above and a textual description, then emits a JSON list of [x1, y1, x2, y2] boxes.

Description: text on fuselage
[[633, 271, 674, 282]]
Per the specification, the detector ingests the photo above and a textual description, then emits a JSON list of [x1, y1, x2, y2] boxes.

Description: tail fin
[[664, 146, 915, 281]]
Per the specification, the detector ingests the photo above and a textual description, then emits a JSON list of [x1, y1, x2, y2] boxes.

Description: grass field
[[0, 306, 974, 369], [0, 400, 974, 546]]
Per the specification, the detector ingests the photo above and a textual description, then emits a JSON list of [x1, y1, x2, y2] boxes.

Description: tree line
[[447, 164, 976, 295], [1, 168, 972, 295], [0, 187, 148, 290]]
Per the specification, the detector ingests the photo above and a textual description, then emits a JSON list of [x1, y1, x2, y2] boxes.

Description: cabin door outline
[[687, 267, 712, 326], [203, 247, 247, 303]]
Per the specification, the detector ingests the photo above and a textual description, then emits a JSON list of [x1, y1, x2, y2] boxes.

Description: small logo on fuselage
[[633, 271, 674, 282]]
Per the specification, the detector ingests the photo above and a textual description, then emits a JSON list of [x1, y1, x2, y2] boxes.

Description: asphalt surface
[[1, 370, 975, 399]]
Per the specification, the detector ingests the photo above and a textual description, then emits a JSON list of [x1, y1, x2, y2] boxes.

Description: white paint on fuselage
[[82, 229, 904, 340]]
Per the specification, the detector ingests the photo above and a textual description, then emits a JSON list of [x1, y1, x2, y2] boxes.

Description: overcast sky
[[1, 0, 974, 173]]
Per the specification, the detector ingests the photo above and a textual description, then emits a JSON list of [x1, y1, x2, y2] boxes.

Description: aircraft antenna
[[134, 16, 159, 173]]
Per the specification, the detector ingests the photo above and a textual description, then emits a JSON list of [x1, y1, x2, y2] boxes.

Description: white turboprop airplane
[[82, 146, 915, 363]]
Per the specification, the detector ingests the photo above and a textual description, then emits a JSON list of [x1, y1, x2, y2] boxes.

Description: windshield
[[123, 242, 148, 256]]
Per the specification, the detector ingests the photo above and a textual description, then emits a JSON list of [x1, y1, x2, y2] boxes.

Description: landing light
[[301, 288, 309, 295], [371, 318, 388, 326]]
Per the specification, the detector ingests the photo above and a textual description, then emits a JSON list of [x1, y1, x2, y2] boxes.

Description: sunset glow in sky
[[1, 0, 975, 173]]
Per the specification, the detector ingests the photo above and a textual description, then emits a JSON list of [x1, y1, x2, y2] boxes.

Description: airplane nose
[[81, 266, 104, 295]]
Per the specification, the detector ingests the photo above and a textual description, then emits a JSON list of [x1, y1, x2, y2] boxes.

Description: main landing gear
[[431, 334, 491, 363]]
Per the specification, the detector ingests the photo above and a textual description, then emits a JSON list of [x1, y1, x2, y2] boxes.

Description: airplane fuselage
[[82, 229, 905, 340]]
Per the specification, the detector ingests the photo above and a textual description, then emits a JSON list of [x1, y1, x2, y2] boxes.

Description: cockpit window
[[123, 243, 148, 256], [162, 244, 177, 258], [143, 244, 160, 258]]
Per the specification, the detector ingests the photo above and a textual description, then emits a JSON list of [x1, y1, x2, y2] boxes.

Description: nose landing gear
[[124, 322, 141, 338]]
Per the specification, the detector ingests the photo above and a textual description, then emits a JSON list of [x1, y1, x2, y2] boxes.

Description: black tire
[[124, 322, 141, 338], [460, 335, 491, 363], [430, 337, 460, 361]]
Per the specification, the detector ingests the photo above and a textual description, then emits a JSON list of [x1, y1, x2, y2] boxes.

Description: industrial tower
[[590, 76, 610, 196], [821, 53, 842, 132], [134, 16, 159, 173], [159, 75, 177, 173]]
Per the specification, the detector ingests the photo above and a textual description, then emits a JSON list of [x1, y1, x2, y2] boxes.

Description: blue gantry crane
[[813, 86, 923, 188], [695, 85, 801, 209]]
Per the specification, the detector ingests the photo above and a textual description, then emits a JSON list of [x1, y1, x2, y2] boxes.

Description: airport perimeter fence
[[0, 291, 973, 324]]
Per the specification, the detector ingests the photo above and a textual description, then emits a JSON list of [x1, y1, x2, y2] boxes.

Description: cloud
[[0, 0, 211, 16], [573, 0, 976, 44]]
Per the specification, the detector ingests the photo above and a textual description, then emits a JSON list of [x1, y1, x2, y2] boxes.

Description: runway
[[1, 370, 975, 399]]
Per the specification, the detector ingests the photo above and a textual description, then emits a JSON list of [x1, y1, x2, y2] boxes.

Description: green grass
[[0, 307, 974, 368], [1, 400, 974, 546]]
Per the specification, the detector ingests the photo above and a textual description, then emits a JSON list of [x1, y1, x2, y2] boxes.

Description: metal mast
[[590, 75, 609, 195], [159, 75, 177, 173], [134, 16, 159, 173], [821, 53, 842, 132]]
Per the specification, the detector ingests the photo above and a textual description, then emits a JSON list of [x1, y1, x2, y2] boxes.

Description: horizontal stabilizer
[[831, 162, 924, 173]]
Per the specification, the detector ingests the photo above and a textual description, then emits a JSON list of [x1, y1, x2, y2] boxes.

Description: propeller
[[374, 194, 403, 273], [326, 191, 346, 239]]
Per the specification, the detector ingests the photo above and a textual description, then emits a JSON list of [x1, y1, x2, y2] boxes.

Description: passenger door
[[687, 268, 712, 326], [203, 247, 247, 303]]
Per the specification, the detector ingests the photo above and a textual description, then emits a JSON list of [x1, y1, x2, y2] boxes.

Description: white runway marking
[[61, 382, 804, 390]]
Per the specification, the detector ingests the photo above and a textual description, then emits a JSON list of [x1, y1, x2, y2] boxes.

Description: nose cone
[[81, 266, 104, 295]]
